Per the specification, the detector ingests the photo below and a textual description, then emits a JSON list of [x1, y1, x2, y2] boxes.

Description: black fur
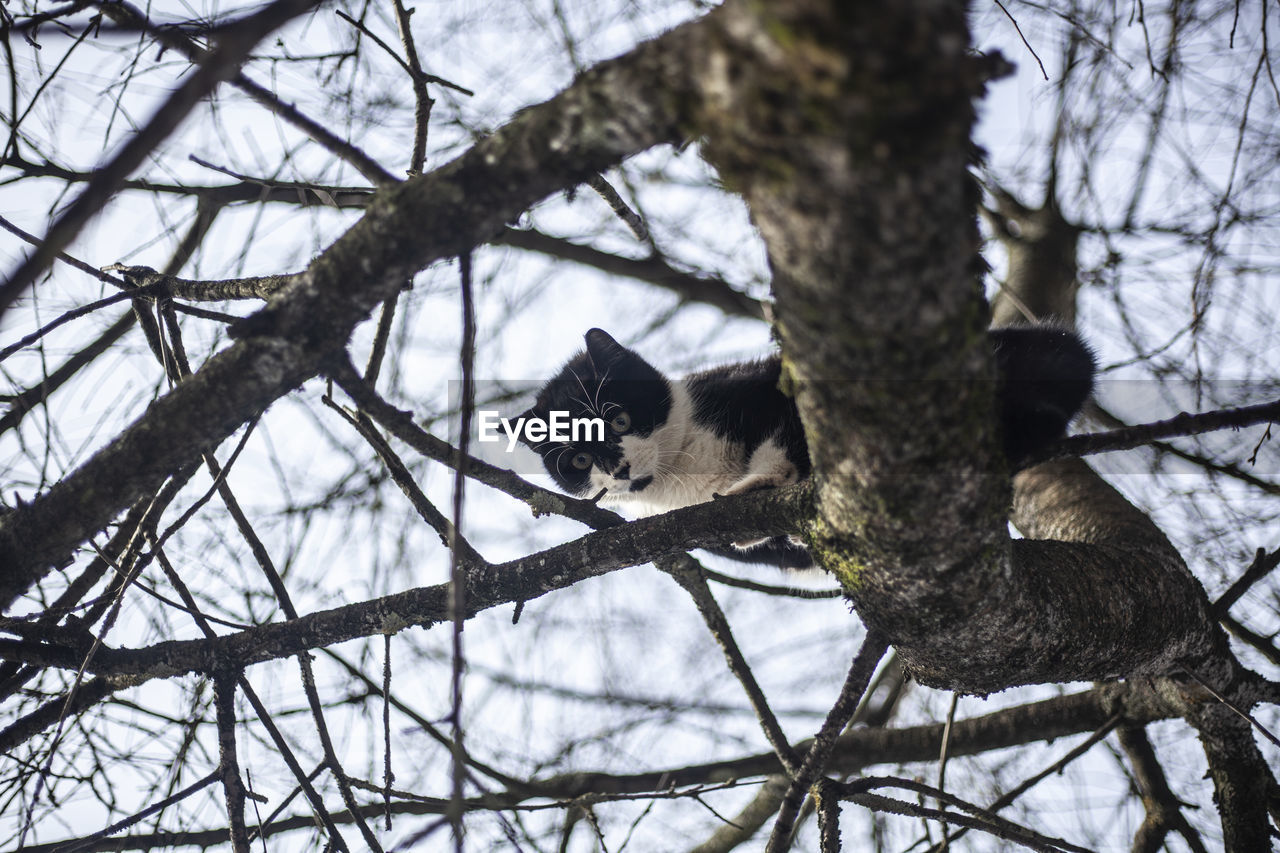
[[516, 328, 672, 496], [990, 326, 1096, 465]]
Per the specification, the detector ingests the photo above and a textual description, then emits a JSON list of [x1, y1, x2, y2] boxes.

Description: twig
[[0, 0, 330, 317], [215, 672, 251, 853], [1213, 547, 1280, 617], [588, 174, 649, 242], [935, 692, 960, 850], [383, 634, 395, 831], [765, 630, 890, 852], [836, 779, 1091, 853], [661, 554, 801, 776], [1029, 397, 1280, 468], [334, 8, 472, 95], [105, 0, 397, 185], [1181, 668, 1280, 749], [364, 292, 399, 386], [701, 567, 842, 599], [492, 227, 765, 320], [322, 394, 485, 565], [0, 212, 128, 286], [448, 251, 477, 851], [993, 0, 1048, 80], [54, 771, 220, 853], [392, 0, 433, 175], [922, 715, 1120, 852], [149, 545, 353, 852], [0, 285, 153, 362]]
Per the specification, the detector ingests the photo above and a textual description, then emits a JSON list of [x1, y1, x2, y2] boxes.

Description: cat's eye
[[610, 412, 632, 433], [571, 451, 594, 470]]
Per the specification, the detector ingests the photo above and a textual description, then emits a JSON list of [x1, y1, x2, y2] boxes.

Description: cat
[[516, 327, 1094, 568]]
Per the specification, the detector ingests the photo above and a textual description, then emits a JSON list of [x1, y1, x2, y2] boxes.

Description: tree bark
[[690, 0, 1219, 692]]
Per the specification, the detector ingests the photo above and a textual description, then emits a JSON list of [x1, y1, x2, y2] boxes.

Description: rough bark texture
[[992, 183, 1269, 848], [687, 0, 1221, 694], [3, 2, 1274, 845], [0, 485, 809, 682]]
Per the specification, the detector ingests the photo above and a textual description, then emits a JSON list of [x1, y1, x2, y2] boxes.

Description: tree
[[2, 0, 1279, 850]]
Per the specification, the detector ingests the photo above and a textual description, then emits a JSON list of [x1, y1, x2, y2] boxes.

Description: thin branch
[[494, 227, 765, 320], [5, 153, 375, 206], [322, 396, 485, 565], [661, 554, 801, 776], [835, 779, 1091, 853], [0, 0, 329, 317], [1117, 724, 1209, 853], [447, 251, 477, 851], [215, 672, 251, 853], [765, 630, 890, 852], [588, 174, 649, 242], [1030, 397, 1280, 468], [1214, 547, 1280, 618], [993, 0, 1048, 80], [99, 0, 397, 186], [0, 285, 151, 362], [923, 715, 1121, 852], [55, 772, 221, 853]]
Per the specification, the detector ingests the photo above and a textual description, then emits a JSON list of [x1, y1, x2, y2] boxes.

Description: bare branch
[[0, 0, 330, 317]]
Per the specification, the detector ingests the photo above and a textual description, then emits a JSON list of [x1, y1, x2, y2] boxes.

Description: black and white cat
[[518, 327, 1094, 568]]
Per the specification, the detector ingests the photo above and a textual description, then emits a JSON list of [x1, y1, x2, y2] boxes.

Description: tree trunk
[[693, 0, 1219, 693]]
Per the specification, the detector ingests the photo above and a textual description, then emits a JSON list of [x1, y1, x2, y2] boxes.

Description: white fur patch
[[596, 383, 747, 516]]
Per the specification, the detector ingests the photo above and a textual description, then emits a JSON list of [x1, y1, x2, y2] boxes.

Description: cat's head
[[518, 329, 672, 498]]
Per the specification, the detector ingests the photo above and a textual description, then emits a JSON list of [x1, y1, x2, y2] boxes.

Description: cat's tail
[[990, 326, 1096, 465]]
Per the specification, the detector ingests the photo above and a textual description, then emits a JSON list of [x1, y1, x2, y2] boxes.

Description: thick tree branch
[[0, 485, 810, 683], [0, 7, 715, 609], [684, 0, 1217, 693]]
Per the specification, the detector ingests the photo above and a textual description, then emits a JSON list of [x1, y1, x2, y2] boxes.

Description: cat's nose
[[613, 463, 630, 481]]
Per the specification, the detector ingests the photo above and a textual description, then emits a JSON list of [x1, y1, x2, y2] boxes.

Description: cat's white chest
[[601, 382, 745, 516]]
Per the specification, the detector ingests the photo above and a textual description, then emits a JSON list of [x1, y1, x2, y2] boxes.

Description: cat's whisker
[[570, 373, 601, 417], [592, 365, 613, 413], [653, 462, 696, 494], [568, 392, 597, 417]]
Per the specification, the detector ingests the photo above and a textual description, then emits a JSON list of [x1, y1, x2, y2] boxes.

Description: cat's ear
[[584, 328, 624, 375]]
